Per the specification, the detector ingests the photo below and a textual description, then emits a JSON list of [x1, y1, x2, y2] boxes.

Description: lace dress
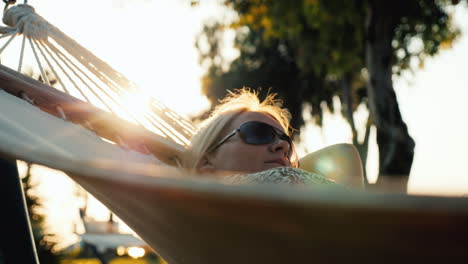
[[223, 167, 341, 187]]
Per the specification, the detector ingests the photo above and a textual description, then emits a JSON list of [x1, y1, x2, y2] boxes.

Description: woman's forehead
[[229, 112, 285, 132]]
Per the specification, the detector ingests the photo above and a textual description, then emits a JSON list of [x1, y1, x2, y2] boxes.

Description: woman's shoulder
[[223, 167, 339, 186]]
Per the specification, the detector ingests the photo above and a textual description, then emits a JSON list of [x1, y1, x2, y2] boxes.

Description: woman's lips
[[265, 159, 288, 167]]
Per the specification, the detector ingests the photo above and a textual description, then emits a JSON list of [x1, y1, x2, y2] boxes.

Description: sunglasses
[[209, 121, 298, 165]]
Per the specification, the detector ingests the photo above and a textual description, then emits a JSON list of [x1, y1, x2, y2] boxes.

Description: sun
[[120, 91, 151, 117]]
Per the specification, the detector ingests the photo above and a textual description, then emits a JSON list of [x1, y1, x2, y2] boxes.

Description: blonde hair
[[183, 88, 292, 169]]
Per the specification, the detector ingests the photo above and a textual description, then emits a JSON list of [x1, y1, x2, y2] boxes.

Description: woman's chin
[[263, 162, 284, 170]]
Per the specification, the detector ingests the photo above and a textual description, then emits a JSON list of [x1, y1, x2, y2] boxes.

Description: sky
[[394, 5, 468, 195], [7, 0, 468, 248]]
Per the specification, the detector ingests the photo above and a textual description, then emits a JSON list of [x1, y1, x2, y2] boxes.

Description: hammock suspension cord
[[0, 2, 197, 162]]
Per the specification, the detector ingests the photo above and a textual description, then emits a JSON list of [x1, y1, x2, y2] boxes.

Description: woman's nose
[[269, 138, 290, 156]]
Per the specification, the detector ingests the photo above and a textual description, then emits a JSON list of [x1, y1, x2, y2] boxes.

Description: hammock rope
[[18, 34, 26, 71], [0, 3, 195, 152]]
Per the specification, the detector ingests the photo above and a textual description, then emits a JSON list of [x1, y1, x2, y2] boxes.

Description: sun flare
[[120, 92, 151, 117]]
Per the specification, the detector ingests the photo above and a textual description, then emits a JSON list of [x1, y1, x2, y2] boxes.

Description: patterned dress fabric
[[223, 167, 340, 187]]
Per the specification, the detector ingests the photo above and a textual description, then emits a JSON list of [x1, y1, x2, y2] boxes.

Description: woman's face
[[200, 112, 293, 173]]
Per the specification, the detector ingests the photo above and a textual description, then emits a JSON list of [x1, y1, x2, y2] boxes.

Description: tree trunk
[[365, 0, 415, 193], [341, 73, 370, 185]]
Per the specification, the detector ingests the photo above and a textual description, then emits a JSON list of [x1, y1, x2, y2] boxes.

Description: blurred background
[[3, 0, 468, 263]]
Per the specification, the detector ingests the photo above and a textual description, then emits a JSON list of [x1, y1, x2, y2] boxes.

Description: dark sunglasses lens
[[239, 122, 276, 144]]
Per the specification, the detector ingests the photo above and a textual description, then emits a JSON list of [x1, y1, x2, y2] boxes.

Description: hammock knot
[[3, 4, 49, 40]]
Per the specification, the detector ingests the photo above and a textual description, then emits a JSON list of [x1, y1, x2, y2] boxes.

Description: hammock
[[0, 2, 467, 264]]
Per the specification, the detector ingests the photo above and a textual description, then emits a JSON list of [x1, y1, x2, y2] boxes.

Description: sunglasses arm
[[208, 129, 239, 153]]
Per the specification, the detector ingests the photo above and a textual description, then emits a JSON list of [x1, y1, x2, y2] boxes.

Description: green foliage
[[22, 163, 60, 264], [391, 0, 461, 73], [197, 0, 368, 129], [196, 1, 463, 176], [198, 23, 326, 129], [198, 0, 461, 121]]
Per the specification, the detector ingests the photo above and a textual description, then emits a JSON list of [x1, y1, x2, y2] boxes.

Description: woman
[[183, 89, 341, 187]]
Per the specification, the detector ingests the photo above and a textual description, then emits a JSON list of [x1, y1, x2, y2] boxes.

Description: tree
[[196, 0, 462, 190]]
